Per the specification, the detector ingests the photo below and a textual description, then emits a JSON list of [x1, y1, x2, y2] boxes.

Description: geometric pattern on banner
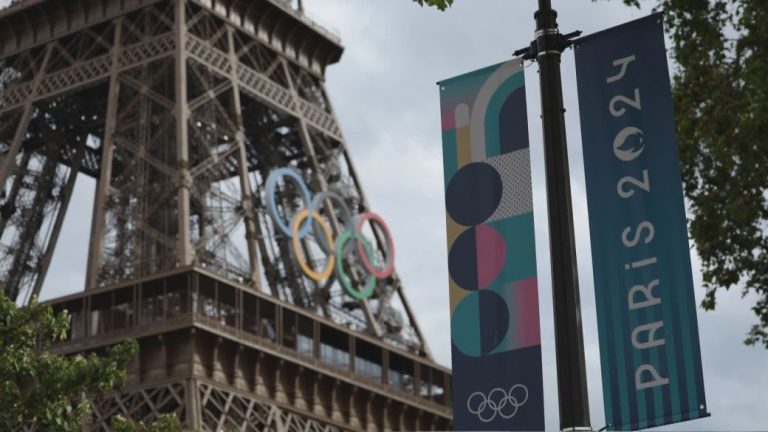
[[486, 149, 533, 222], [440, 58, 544, 431]]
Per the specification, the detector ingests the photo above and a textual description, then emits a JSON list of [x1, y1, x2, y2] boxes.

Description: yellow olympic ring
[[291, 209, 335, 281]]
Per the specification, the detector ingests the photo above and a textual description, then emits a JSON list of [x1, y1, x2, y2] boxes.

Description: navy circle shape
[[478, 290, 510, 354], [445, 162, 503, 226], [448, 227, 478, 290]]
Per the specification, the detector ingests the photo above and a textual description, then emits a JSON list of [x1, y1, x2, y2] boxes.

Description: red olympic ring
[[356, 212, 396, 279]]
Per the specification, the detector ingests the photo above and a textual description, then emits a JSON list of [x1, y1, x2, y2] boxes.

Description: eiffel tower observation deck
[[0, 0, 453, 430]]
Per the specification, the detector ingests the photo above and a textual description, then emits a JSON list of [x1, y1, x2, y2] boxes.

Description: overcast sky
[[6, 0, 764, 430], [304, 1, 768, 430]]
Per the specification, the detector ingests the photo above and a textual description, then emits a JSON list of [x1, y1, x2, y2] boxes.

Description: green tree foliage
[[610, 0, 768, 347], [110, 414, 183, 432], [413, 0, 454, 11], [0, 293, 179, 430]]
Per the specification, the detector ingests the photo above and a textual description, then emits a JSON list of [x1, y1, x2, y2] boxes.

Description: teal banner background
[[575, 13, 708, 430], [440, 59, 544, 431]]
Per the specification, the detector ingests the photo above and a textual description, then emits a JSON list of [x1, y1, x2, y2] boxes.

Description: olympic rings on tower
[[265, 167, 396, 300]]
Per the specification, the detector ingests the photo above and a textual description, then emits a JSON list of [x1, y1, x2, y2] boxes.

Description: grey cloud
[[310, 0, 768, 430]]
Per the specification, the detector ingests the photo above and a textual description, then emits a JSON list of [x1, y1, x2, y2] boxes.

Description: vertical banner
[[439, 59, 544, 431], [575, 13, 708, 430]]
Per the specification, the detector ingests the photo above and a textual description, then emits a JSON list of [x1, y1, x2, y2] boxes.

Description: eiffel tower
[[0, 0, 452, 430]]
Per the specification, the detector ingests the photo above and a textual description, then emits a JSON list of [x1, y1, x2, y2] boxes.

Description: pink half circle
[[475, 224, 506, 289]]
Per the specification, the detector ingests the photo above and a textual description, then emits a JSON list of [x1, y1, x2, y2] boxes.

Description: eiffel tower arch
[[0, 0, 452, 430]]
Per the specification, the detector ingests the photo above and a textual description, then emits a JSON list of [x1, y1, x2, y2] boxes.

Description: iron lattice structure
[[0, 0, 452, 430]]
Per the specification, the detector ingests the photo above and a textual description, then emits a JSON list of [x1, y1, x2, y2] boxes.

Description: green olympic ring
[[334, 230, 377, 300]]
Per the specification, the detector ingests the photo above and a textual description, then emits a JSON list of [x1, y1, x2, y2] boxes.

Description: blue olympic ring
[[265, 167, 313, 238]]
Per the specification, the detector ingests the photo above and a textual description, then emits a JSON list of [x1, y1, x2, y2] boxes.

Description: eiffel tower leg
[[175, 0, 194, 267], [86, 18, 122, 290], [197, 381, 347, 432], [83, 5, 182, 286], [0, 45, 56, 301], [88, 381, 188, 430], [186, 378, 203, 430], [84, 2, 184, 286], [0, 44, 53, 192], [0, 149, 30, 238], [4, 148, 56, 299], [0, 121, 87, 302], [226, 26, 262, 287]]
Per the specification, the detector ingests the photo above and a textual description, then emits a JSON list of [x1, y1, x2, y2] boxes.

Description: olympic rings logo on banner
[[466, 384, 529, 423], [265, 167, 396, 300]]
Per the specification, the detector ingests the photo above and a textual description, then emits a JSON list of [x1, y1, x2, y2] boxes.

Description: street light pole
[[517, 0, 592, 430]]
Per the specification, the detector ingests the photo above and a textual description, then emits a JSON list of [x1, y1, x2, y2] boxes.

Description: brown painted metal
[[47, 268, 453, 430], [0, 0, 449, 429]]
